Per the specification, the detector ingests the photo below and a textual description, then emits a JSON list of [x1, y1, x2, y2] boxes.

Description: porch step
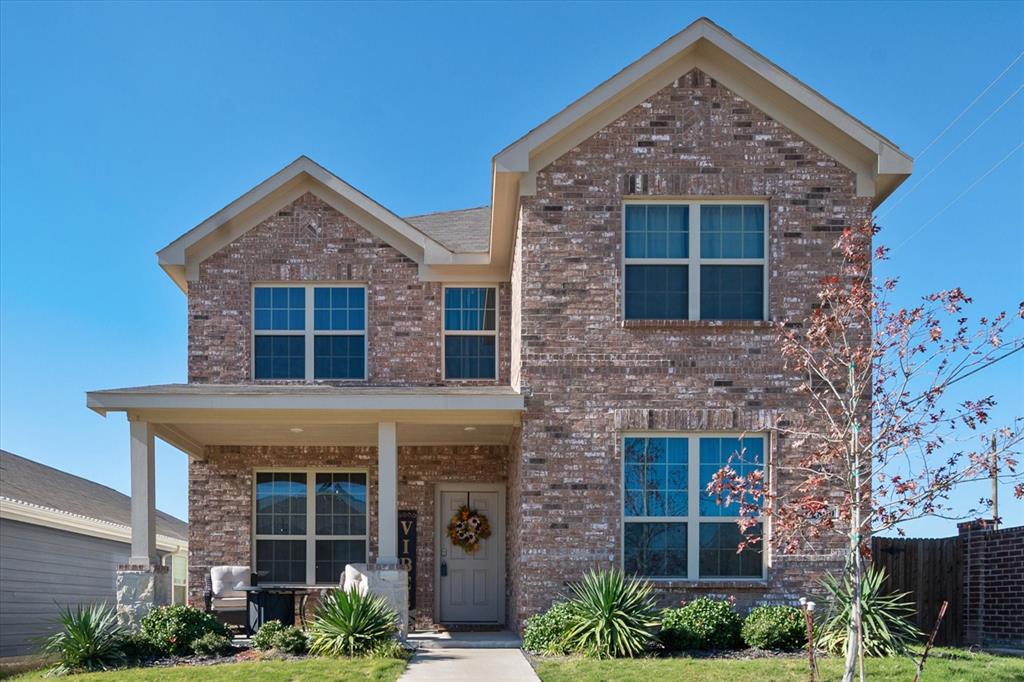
[[407, 630, 522, 649]]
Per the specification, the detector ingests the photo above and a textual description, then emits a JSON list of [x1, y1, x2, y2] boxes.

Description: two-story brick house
[[88, 18, 911, 631]]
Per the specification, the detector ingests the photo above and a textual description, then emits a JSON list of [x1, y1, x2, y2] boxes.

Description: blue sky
[[1, 1, 1021, 536]]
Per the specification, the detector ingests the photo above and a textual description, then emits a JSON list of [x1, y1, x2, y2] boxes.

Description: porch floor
[[407, 629, 522, 649]]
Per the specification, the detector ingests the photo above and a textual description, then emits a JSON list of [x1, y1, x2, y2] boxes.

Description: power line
[[879, 82, 1024, 218], [891, 141, 1023, 252], [916, 51, 1024, 159]]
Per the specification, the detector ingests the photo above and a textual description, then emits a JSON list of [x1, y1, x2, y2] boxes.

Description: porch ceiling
[[86, 384, 523, 454]]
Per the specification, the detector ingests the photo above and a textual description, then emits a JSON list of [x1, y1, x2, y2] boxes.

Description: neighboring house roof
[[155, 17, 911, 292], [0, 450, 188, 548], [405, 206, 491, 253]]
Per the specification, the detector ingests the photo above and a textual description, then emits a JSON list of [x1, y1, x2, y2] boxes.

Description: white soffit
[[492, 18, 912, 204], [156, 156, 463, 292]]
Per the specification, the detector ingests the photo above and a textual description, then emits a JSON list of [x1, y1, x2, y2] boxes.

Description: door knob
[[441, 561, 448, 577]]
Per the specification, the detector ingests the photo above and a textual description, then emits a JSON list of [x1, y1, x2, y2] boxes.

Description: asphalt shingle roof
[[404, 206, 491, 253], [0, 449, 188, 541]]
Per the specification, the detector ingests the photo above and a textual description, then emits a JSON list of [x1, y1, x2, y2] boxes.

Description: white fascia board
[[0, 497, 187, 554], [87, 389, 525, 414]]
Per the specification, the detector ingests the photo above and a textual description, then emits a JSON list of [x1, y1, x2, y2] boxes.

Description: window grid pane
[[444, 287, 497, 331], [624, 205, 689, 258], [255, 472, 307, 535], [315, 540, 367, 584], [699, 437, 764, 516], [444, 336, 496, 379], [624, 522, 687, 578], [255, 539, 306, 583], [624, 437, 688, 518], [254, 287, 306, 331], [699, 265, 764, 321], [699, 522, 763, 578], [254, 336, 305, 380], [699, 204, 764, 258], [314, 473, 368, 536], [313, 287, 366, 331], [314, 335, 366, 380], [624, 265, 688, 320]]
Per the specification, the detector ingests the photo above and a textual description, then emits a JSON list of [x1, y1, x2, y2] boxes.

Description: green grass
[[7, 658, 406, 682], [533, 649, 1024, 682]]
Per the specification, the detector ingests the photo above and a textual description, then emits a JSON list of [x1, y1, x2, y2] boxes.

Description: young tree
[[709, 222, 1023, 682]]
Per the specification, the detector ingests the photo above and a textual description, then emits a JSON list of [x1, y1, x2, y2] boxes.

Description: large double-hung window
[[623, 434, 764, 580], [253, 284, 366, 381], [623, 202, 767, 321], [254, 471, 368, 585]]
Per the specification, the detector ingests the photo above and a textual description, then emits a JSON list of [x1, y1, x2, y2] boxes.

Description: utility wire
[[891, 142, 1023, 252], [916, 51, 1024, 159], [879, 82, 1024, 218]]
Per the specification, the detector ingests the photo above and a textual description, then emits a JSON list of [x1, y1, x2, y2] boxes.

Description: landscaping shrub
[[742, 605, 806, 650], [660, 598, 742, 650], [367, 640, 413, 660], [817, 567, 922, 656], [139, 604, 229, 656], [308, 587, 397, 657], [252, 621, 286, 651], [116, 632, 159, 662], [522, 601, 575, 654], [561, 568, 659, 658], [42, 603, 126, 674], [191, 631, 234, 657]]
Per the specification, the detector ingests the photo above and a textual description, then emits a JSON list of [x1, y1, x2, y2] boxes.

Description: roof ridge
[[404, 205, 490, 219]]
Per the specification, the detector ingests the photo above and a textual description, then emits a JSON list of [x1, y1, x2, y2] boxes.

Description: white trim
[[251, 468, 370, 586], [251, 283, 368, 382], [433, 482, 506, 625], [621, 200, 768, 322], [441, 285, 500, 382], [619, 432, 768, 582], [0, 497, 187, 555]]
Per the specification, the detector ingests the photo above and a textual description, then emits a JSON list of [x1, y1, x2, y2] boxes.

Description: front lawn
[[533, 649, 1024, 682], [7, 658, 406, 682]]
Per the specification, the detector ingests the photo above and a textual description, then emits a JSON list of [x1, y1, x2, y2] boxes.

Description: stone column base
[[343, 563, 410, 638], [116, 563, 171, 629]]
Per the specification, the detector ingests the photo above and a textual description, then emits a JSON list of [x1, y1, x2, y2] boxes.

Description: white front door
[[438, 486, 502, 623]]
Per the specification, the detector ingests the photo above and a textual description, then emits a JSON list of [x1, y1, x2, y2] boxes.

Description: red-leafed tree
[[710, 222, 1023, 682]]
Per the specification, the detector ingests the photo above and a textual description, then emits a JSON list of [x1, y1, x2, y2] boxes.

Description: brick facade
[[959, 521, 1024, 648], [187, 191, 511, 387], [509, 68, 866, 627], [188, 444, 508, 626]]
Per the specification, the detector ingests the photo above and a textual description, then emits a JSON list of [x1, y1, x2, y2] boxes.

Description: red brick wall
[[959, 521, 1024, 648], [187, 191, 511, 386], [188, 444, 509, 626], [510, 68, 867, 628]]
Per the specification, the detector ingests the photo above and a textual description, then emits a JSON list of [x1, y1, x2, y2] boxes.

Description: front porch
[[86, 384, 524, 630]]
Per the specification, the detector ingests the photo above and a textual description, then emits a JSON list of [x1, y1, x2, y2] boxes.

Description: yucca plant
[[817, 567, 922, 656], [307, 587, 397, 657], [42, 603, 126, 675], [561, 568, 659, 658]]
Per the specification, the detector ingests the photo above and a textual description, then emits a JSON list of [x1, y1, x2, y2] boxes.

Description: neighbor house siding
[[509, 68, 869, 627], [188, 444, 509, 627], [187, 192, 511, 387], [0, 518, 169, 657]]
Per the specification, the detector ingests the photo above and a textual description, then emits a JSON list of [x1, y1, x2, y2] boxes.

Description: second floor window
[[623, 202, 767, 321], [253, 284, 366, 381], [444, 286, 497, 380]]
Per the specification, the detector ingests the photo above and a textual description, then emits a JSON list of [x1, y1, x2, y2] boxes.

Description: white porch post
[[129, 420, 157, 565], [377, 421, 398, 565]]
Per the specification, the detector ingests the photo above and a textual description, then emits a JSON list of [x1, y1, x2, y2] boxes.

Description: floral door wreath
[[446, 505, 492, 553]]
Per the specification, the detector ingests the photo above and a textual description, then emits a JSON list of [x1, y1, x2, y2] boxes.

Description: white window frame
[[621, 432, 768, 582], [251, 283, 368, 382], [621, 199, 769, 321], [441, 284, 499, 381], [251, 468, 370, 586]]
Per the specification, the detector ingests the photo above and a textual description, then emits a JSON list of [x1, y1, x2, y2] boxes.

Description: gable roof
[[156, 18, 910, 290], [0, 449, 188, 542]]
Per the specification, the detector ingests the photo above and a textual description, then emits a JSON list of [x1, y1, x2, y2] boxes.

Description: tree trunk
[[842, 546, 864, 682]]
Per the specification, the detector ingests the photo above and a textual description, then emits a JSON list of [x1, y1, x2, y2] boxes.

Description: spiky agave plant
[[307, 587, 397, 657], [817, 567, 922, 656], [42, 603, 126, 674], [561, 568, 659, 658]]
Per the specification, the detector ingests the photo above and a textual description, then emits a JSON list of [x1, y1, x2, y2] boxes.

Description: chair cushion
[[210, 565, 251, 600], [211, 596, 247, 612]]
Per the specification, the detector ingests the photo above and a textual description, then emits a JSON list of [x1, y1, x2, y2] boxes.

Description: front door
[[438, 486, 502, 623]]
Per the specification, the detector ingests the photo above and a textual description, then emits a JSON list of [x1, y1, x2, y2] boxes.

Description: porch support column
[[129, 420, 157, 565], [377, 421, 398, 565]]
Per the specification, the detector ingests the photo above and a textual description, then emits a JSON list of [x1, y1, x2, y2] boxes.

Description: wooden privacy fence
[[871, 536, 963, 646]]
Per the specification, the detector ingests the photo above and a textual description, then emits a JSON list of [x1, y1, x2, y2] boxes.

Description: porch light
[[464, 426, 477, 431], [289, 427, 304, 433]]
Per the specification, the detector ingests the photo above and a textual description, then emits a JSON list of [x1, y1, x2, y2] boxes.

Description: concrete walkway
[[400, 631, 539, 682]]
